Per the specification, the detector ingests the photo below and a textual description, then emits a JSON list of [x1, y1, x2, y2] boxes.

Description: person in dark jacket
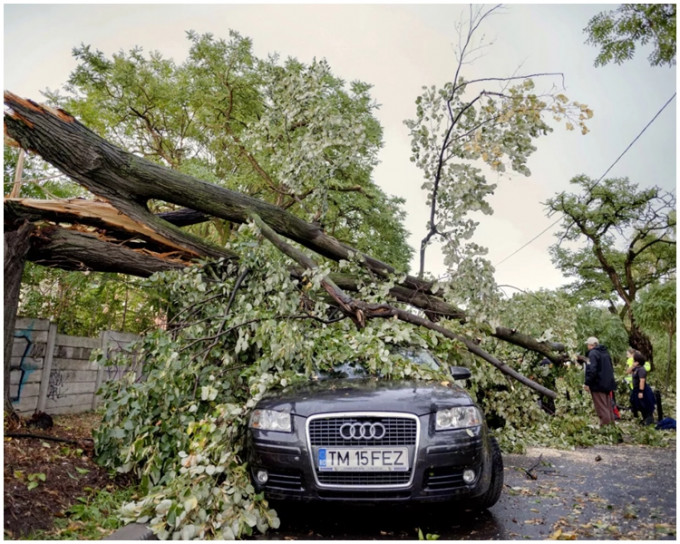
[[583, 337, 617, 426], [630, 351, 656, 425]]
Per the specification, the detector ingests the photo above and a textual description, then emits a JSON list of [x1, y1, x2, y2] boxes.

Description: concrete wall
[[9, 317, 140, 415]]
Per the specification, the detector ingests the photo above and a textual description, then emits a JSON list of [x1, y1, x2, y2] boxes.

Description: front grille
[[308, 415, 417, 447], [307, 412, 419, 488]]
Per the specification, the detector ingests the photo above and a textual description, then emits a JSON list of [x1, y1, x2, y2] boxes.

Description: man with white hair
[[583, 336, 617, 426]]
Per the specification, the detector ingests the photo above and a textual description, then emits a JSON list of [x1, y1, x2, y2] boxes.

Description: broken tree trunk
[[5, 198, 217, 274], [26, 224, 188, 277], [4, 220, 34, 414], [5, 198, 215, 258]]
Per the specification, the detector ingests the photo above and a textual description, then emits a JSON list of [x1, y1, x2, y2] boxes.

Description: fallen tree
[[4, 91, 566, 399], [4, 91, 570, 400], [6, 197, 564, 360]]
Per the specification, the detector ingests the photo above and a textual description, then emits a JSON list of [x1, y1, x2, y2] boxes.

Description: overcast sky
[[3, 3, 677, 293]]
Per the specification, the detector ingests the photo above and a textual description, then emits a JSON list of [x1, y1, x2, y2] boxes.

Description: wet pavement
[[260, 445, 676, 540]]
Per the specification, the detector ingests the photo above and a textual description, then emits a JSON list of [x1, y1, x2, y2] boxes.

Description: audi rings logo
[[339, 421, 386, 440]]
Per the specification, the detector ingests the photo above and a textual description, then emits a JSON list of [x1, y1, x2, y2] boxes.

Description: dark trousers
[[629, 388, 639, 417], [630, 386, 655, 423], [591, 390, 616, 426]]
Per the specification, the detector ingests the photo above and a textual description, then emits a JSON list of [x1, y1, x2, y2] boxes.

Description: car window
[[317, 345, 441, 380], [392, 346, 440, 371], [318, 361, 369, 379]]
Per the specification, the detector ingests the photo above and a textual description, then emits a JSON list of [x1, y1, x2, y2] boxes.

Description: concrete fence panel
[[10, 317, 140, 416], [10, 318, 51, 414]]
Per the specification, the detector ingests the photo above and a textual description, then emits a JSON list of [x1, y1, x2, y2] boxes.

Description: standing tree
[[44, 31, 413, 269], [585, 3, 677, 68], [4, 220, 33, 415], [404, 5, 593, 319], [547, 175, 676, 365], [634, 280, 676, 388]]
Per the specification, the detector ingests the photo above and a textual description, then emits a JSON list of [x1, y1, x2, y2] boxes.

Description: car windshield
[[318, 346, 440, 379]]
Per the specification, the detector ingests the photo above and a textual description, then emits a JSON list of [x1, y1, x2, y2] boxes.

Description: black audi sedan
[[247, 347, 503, 509]]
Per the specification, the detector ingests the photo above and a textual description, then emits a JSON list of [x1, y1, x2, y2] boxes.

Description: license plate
[[317, 447, 409, 472]]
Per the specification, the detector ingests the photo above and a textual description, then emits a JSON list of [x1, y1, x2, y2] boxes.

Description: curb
[[104, 523, 156, 540]]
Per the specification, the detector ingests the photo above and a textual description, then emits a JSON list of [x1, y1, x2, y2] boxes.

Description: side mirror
[[449, 366, 471, 381]]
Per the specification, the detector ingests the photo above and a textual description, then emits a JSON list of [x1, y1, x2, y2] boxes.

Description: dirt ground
[[3, 412, 129, 539], [4, 412, 677, 540]]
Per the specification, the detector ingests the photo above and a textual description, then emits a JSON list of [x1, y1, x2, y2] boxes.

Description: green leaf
[[183, 496, 198, 512]]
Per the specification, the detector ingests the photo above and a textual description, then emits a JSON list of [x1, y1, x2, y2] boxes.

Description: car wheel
[[471, 436, 503, 510]]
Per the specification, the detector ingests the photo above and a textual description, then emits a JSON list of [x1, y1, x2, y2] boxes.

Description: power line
[[494, 92, 676, 267], [494, 219, 561, 266], [587, 92, 676, 191]]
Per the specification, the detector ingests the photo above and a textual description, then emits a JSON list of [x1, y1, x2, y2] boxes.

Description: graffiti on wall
[[11, 323, 40, 403], [47, 369, 65, 401], [104, 336, 144, 384]]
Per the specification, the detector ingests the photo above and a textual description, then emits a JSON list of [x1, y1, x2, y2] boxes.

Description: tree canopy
[[634, 280, 677, 387], [585, 4, 677, 68], [6, 22, 587, 393], [547, 175, 676, 363]]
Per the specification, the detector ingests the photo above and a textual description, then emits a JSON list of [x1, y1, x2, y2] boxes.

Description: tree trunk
[[629, 323, 654, 370], [4, 221, 34, 415], [4, 92, 436, 296], [28, 224, 187, 277]]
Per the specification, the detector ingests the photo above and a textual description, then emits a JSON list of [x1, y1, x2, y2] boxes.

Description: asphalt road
[[261, 445, 677, 540]]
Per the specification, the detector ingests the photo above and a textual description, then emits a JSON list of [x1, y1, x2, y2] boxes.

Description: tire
[[471, 436, 503, 510]]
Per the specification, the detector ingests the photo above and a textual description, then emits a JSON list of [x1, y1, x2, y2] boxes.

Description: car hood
[[255, 377, 474, 417]]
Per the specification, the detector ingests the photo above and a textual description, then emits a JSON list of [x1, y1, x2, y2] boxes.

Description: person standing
[[624, 348, 651, 416], [583, 337, 617, 426], [630, 352, 656, 425]]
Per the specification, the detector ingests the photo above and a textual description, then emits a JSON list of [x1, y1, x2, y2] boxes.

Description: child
[[630, 352, 655, 425]]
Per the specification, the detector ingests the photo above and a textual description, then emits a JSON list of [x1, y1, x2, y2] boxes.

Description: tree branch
[[253, 213, 557, 398]]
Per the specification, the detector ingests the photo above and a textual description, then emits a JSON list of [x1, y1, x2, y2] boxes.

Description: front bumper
[[247, 411, 493, 503]]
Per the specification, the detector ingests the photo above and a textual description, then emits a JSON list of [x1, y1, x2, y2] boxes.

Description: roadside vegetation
[[30, 485, 139, 541]]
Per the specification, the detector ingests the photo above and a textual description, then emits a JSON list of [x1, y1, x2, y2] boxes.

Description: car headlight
[[249, 409, 292, 432], [435, 406, 482, 430]]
